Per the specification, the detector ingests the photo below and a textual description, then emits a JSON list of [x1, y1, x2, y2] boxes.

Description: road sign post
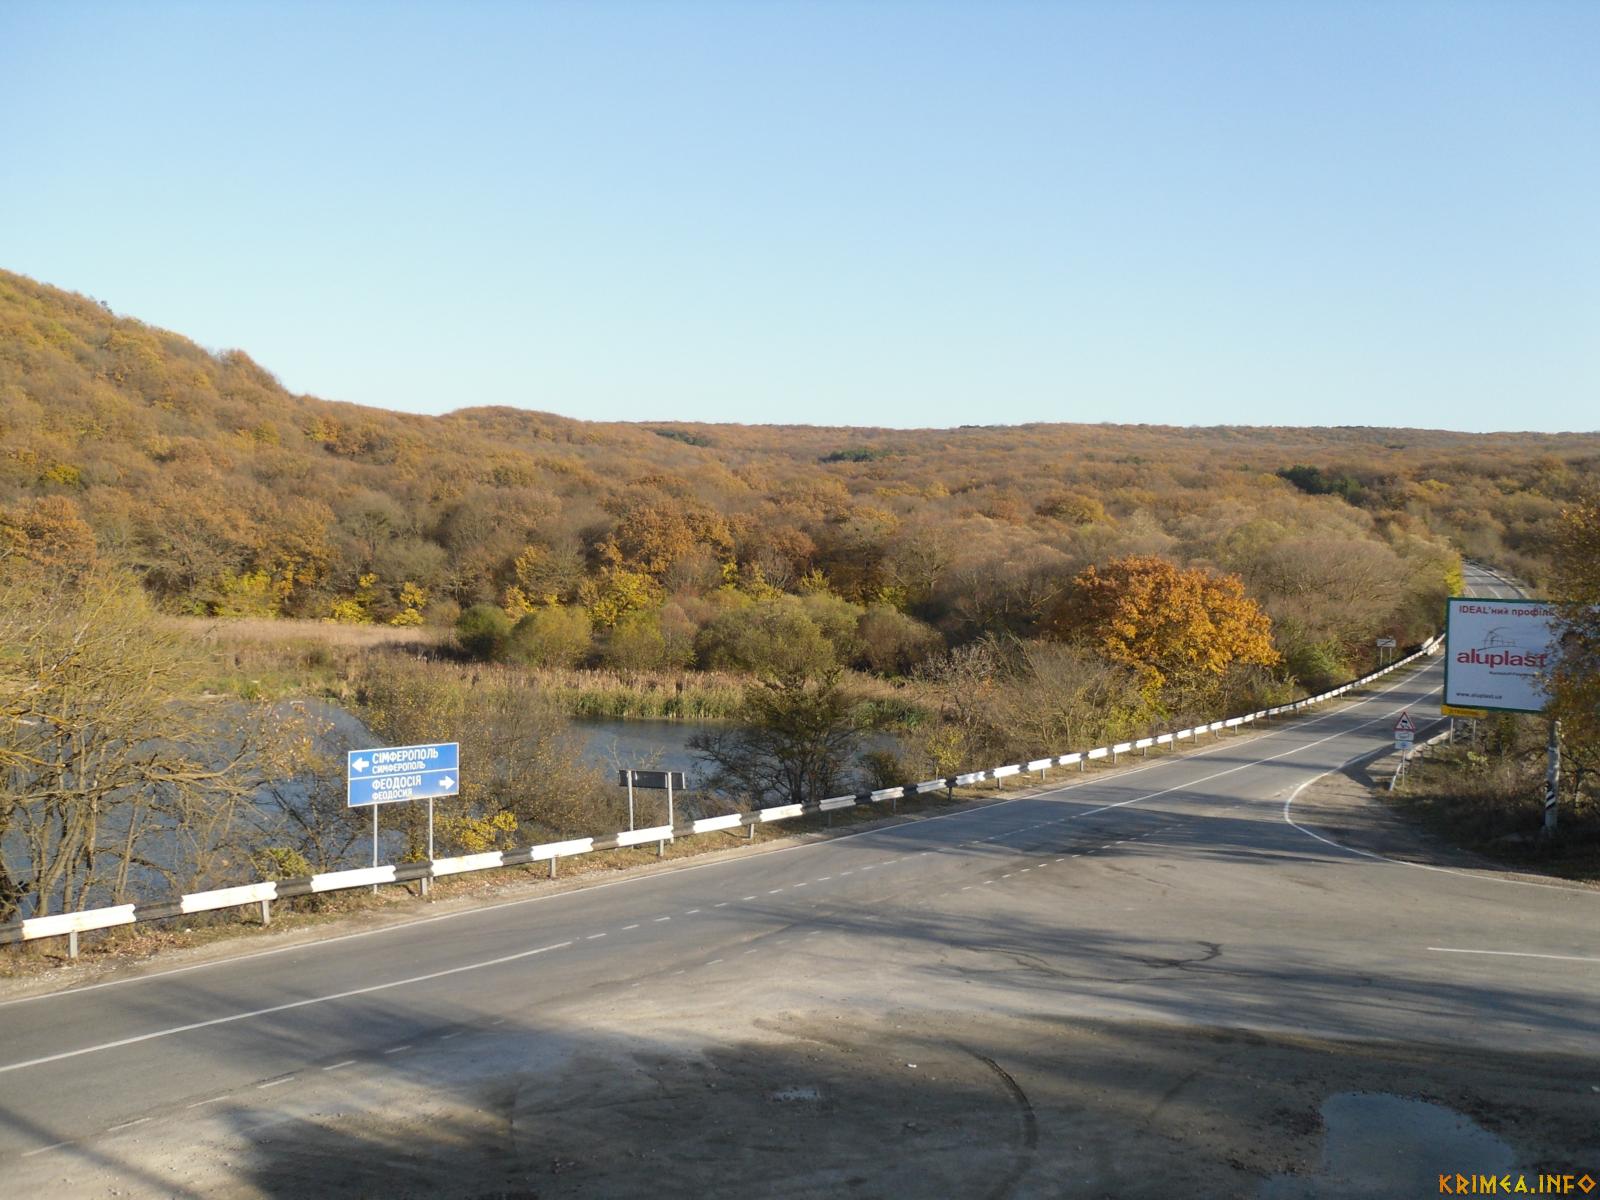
[[348, 743, 460, 888], [618, 770, 685, 855], [1394, 710, 1415, 755]]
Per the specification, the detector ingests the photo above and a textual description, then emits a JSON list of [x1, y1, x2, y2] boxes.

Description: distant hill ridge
[[1, 268, 1593, 656]]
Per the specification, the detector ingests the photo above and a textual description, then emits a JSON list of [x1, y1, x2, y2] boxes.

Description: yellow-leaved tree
[[1050, 555, 1280, 701]]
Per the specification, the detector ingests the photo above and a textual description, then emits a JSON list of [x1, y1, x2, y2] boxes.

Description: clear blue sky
[[3, 2, 1595, 431]]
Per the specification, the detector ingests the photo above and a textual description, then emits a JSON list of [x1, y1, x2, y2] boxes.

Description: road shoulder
[[1292, 752, 1599, 893]]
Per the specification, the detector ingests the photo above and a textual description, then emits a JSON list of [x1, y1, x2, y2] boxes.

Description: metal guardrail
[[2, 635, 1442, 955]]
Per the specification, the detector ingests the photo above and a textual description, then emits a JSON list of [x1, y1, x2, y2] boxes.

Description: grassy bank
[[527, 665, 929, 726], [172, 616, 448, 699], [1389, 742, 1600, 882], [169, 616, 934, 726], [521, 667, 746, 721]]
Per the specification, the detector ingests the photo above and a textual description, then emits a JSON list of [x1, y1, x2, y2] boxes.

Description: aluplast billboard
[[1443, 598, 1560, 714]]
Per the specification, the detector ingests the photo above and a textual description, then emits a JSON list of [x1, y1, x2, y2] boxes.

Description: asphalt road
[[1, 563, 1595, 1197]]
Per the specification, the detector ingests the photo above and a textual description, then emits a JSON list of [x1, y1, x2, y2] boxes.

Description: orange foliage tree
[[1050, 555, 1280, 694], [0, 496, 97, 572]]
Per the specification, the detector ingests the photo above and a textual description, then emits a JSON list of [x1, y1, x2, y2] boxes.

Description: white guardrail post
[[1, 633, 1441, 955]]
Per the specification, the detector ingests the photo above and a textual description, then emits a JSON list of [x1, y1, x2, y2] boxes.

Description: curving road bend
[[0, 563, 1595, 1197]]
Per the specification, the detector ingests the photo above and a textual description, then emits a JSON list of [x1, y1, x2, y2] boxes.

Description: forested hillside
[[3, 268, 1595, 694]]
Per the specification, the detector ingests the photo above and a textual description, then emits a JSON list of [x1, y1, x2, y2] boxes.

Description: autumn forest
[[3, 267, 1598, 920]]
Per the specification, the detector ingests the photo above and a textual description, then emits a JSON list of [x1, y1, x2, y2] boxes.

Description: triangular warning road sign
[[1394, 711, 1415, 733]]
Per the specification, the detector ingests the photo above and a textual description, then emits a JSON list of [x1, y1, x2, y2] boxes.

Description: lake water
[[573, 718, 720, 783], [572, 719, 906, 790]]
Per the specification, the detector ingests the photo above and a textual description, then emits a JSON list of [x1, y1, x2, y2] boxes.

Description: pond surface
[[572, 719, 721, 783], [571, 719, 907, 789]]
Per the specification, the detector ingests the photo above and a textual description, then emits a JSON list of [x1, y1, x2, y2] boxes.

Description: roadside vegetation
[[1386, 493, 1600, 879], [1390, 730, 1600, 883]]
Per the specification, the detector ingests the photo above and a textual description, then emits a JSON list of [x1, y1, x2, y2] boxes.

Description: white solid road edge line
[[1427, 947, 1600, 964], [0, 940, 573, 1077]]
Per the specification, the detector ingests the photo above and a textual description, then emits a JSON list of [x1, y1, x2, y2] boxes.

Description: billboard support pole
[[1543, 719, 1561, 837]]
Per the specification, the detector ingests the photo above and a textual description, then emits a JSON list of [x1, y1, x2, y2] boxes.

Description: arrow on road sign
[[351, 757, 370, 773], [438, 776, 455, 789]]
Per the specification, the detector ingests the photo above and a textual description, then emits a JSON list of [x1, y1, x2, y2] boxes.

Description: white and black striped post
[[1543, 719, 1561, 836]]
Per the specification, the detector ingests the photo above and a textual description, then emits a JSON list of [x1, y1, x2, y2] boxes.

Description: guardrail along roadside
[[2, 636, 1443, 958]]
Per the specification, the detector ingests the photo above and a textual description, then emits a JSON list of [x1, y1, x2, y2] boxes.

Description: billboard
[[1443, 598, 1560, 714]]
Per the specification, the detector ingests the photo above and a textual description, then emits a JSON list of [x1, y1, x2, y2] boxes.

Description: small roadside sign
[[1375, 637, 1397, 648], [347, 742, 460, 808], [617, 770, 686, 790], [1441, 703, 1489, 719], [1394, 730, 1415, 751], [618, 769, 685, 841], [1393, 711, 1415, 734]]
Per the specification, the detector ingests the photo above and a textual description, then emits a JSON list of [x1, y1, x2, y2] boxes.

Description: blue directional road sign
[[346, 742, 460, 808]]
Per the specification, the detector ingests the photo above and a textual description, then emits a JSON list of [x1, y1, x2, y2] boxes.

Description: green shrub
[[859, 748, 911, 790], [456, 603, 512, 661], [695, 600, 837, 679], [856, 604, 942, 675], [510, 604, 592, 668], [1284, 640, 1347, 692]]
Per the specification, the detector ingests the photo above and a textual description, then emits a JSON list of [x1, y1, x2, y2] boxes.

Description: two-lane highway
[[2, 564, 1594, 1196]]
